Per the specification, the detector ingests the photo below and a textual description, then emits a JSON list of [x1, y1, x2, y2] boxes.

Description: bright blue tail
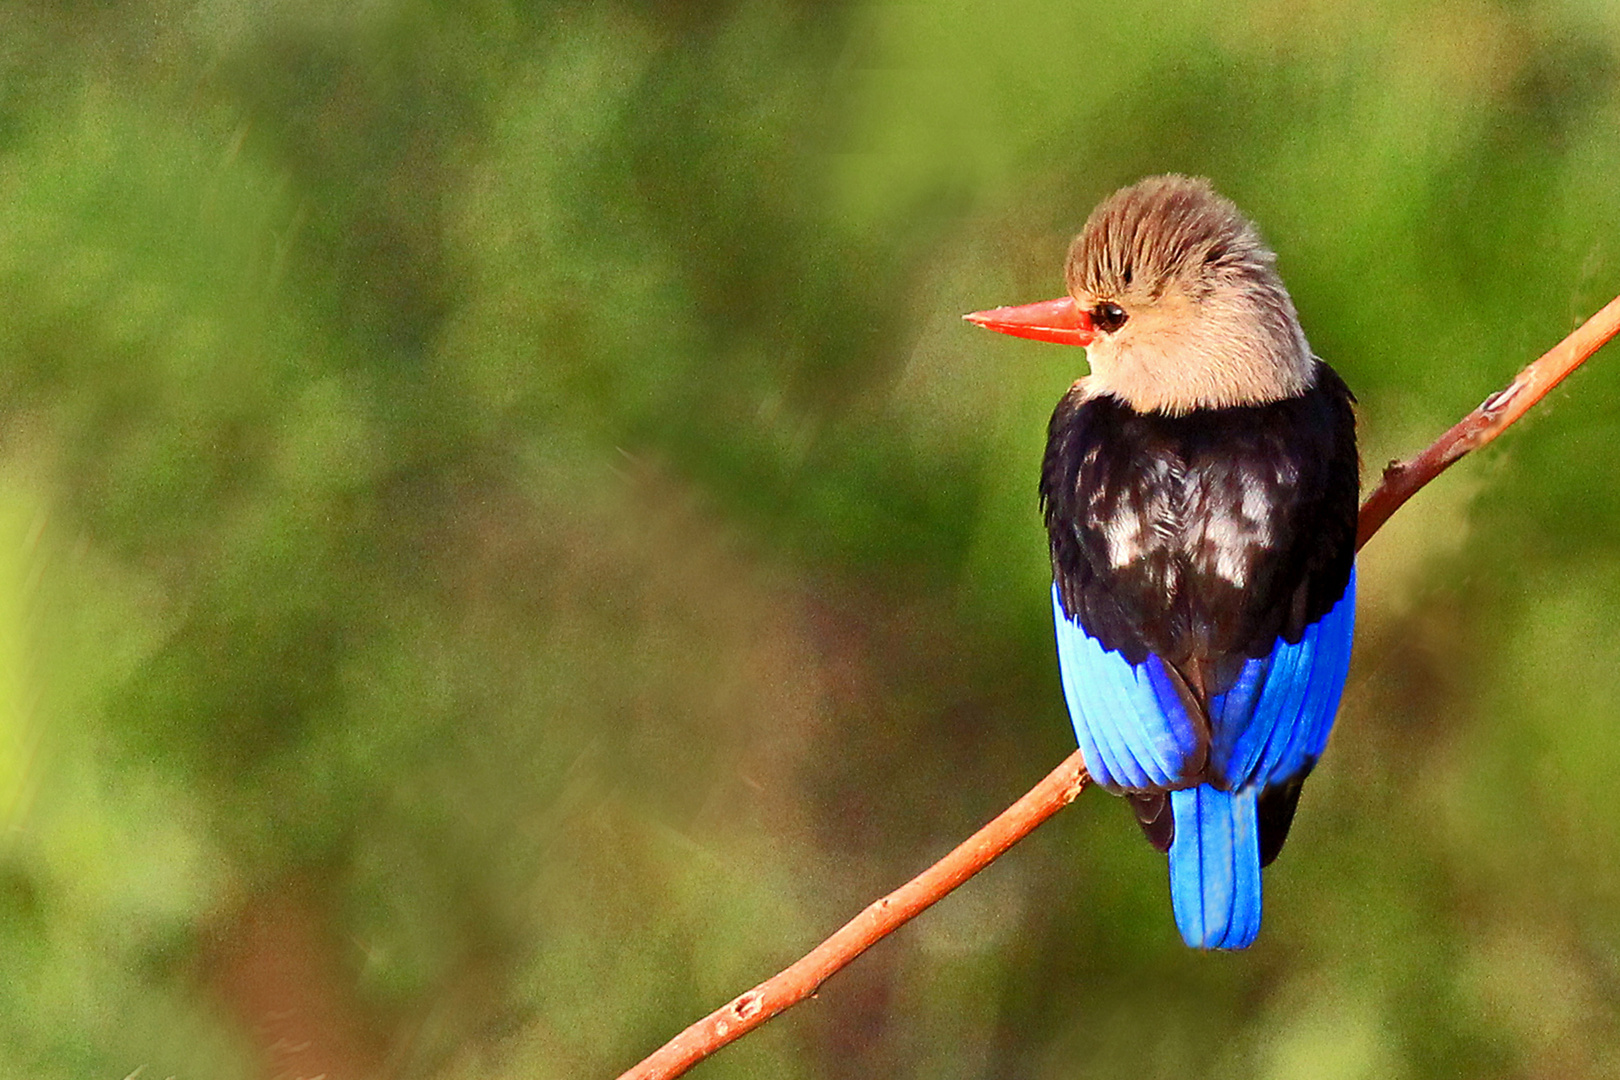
[[1168, 785, 1262, 949]]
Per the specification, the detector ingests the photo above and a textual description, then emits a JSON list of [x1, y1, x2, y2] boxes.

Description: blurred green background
[[3, 0, 1620, 1077]]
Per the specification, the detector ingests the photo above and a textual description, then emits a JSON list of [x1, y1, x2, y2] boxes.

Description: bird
[[965, 175, 1359, 949]]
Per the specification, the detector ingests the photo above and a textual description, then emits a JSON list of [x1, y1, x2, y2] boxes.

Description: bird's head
[[967, 175, 1314, 415]]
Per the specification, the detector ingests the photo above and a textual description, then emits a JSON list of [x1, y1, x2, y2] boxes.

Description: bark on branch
[[616, 294, 1620, 1080]]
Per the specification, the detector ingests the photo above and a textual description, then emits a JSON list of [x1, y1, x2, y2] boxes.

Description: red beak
[[964, 296, 1095, 347]]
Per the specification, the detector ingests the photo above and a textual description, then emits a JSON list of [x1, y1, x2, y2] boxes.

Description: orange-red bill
[[963, 296, 1094, 347]]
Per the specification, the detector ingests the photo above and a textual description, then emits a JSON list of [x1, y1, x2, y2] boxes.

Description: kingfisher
[[967, 176, 1359, 949]]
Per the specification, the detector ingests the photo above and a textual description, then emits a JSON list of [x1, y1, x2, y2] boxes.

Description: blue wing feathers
[[1054, 604, 1141, 788], [1244, 639, 1315, 785], [1079, 629, 1158, 788], [1219, 636, 1308, 786], [1051, 607, 1104, 780], [1074, 649, 1143, 787], [1052, 585, 1202, 790], [1054, 572, 1355, 796], [1144, 658, 1202, 768], [1274, 614, 1343, 778], [1209, 566, 1358, 789], [1303, 571, 1357, 760], [1053, 567, 1357, 949], [1209, 655, 1268, 733]]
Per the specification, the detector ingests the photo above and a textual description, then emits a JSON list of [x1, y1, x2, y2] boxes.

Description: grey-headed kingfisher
[[967, 176, 1358, 949]]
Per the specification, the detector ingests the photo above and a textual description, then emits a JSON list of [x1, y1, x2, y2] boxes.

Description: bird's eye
[[1092, 302, 1128, 333]]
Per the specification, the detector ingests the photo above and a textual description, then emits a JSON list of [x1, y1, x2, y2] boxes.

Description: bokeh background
[[3, 1, 1620, 1077]]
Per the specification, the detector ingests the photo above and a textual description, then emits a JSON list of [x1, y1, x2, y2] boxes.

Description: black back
[[1041, 361, 1358, 677]]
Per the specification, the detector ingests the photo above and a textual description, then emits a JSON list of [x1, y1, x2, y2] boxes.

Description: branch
[[1356, 294, 1620, 549], [617, 751, 1090, 1080], [616, 294, 1620, 1080]]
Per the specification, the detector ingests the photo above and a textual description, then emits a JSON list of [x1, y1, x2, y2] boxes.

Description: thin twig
[[617, 753, 1090, 1080], [616, 294, 1620, 1080], [1356, 294, 1620, 549]]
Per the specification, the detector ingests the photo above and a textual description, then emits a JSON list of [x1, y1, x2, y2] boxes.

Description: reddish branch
[[1356, 293, 1620, 547], [618, 753, 1090, 1080], [616, 295, 1620, 1080]]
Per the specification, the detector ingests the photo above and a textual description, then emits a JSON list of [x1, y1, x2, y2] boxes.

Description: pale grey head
[[1065, 175, 1315, 415]]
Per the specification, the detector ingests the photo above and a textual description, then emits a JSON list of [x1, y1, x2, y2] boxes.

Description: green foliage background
[[3, 1, 1619, 1077]]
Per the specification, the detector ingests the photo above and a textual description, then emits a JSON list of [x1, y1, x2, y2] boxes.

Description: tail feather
[[1168, 785, 1262, 949]]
